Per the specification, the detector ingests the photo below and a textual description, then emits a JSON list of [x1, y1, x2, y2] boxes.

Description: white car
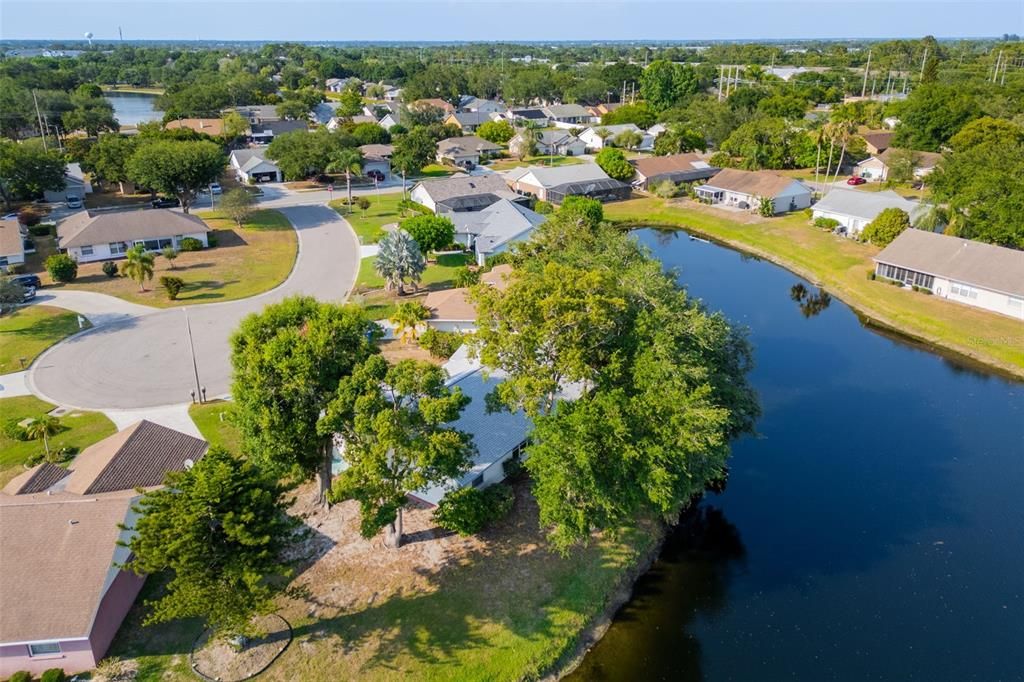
[[66, 196, 83, 209], [209, 183, 222, 195]]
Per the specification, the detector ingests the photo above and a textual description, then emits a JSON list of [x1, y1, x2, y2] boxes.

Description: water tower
[[84, 31, 93, 46]]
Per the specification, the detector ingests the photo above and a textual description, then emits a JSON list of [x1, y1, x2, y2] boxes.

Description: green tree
[[327, 147, 363, 206], [159, 275, 184, 300], [350, 122, 391, 146], [476, 119, 516, 145], [266, 128, 342, 181], [601, 103, 656, 129], [62, 86, 119, 137], [389, 301, 430, 344], [230, 297, 378, 503], [374, 229, 426, 294], [613, 129, 643, 150], [640, 60, 699, 111], [0, 139, 66, 210], [83, 134, 137, 194], [720, 117, 807, 170], [322, 356, 473, 548], [861, 208, 911, 246], [336, 87, 364, 118], [220, 188, 256, 228], [434, 485, 514, 536], [276, 98, 311, 121], [0, 277, 26, 316], [400, 214, 455, 253], [222, 112, 249, 141], [595, 147, 635, 182], [45, 253, 78, 283], [653, 125, 706, 156], [891, 84, 981, 152], [126, 139, 224, 213], [122, 245, 156, 291], [121, 447, 295, 638], [884, 148, 918, 186], [391, 128, 436, 176], [947, 116, 1024, 152], [161, 246, 178, 270], [24, 415, 61, 459]]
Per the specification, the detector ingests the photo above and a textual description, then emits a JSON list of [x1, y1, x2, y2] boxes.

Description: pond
[[104, 91, 163, 126], [568, 228, 1024, 681]]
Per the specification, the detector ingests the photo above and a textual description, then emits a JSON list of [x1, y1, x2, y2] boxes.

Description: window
[[951, 282, 979, 300], [81, 245, 94, 256], [0, 256, 7, 267], [109, 241, 127, 255], [470, 474, 484, 488], [29, 642, 61, 657]]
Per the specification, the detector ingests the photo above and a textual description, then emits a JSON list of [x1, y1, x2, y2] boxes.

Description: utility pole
[[184, 310, 203, 403], [31, 90, 47, 151], [919, 47, 928, 80], [718, 65, 723, 101], [861, 50, 872, 98]]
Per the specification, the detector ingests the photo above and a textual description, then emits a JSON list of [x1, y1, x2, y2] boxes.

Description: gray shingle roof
[[58, 209, 210, 249], [2, 462, 71, 495], [813, 188, 924, 223], [437, 136, 502, 156], [415, 174, 511, 203]]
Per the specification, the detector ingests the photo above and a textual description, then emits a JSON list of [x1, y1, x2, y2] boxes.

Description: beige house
[[57, 209, 211, 263], [0, 218, 26, 271], [855, 148, 942, 182], [436, 136, 502, 169]]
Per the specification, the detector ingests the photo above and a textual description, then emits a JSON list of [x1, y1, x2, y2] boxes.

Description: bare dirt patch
[[191, 613, 291, 682]]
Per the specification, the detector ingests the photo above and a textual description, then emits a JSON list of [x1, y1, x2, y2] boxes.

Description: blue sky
[[2, 1, 1022, 42]]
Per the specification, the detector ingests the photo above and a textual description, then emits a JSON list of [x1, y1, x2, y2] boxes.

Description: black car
[[151, 196, 181, 209], [10, 273, 42, 290]]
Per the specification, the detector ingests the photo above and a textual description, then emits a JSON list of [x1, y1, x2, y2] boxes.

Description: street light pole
[[184, 309, 203, 402]]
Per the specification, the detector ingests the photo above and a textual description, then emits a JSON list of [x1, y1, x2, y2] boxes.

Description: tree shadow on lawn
[[174, 280, 238, 301], [0, 312, 79, 341], [211, 229, 249, 247]]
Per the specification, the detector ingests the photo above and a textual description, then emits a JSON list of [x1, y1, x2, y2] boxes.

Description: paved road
[[29, 205, 360, 409], [33, 290, 157, 325]]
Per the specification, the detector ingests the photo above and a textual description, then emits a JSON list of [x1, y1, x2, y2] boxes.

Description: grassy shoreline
[[605, 197, 1024, 380]]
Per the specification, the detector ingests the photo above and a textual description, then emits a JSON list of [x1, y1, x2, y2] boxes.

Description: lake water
[[569, 228, 1024, 681], [104, 92, 163, 126]]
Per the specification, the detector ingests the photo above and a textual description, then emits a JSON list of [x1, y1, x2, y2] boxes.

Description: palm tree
[[375, 229, 425, 295], [328, 148, 364, 209], [122, 245, 156, 291], [24, 415, 61, 460], [389, 301, 430, 344]]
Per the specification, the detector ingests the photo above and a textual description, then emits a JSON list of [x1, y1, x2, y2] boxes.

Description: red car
[[847, 176, 867, 186]]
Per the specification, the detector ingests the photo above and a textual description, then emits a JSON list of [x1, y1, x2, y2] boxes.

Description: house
[[695, 168, 812, 214], [325, 77, 360, 93], [311, 102, 340, 125], [326, 114, 377, 131], [163, 118, 224, 137], [509, 130, 586, 158], [436, 136, 502, 169], [588, 102, 623, 118], [411, 174, 523, 214], [359, 144, 393, 181], [861, 131, 895, 155], [578, 124, 653, 151], [0, 421, 207, 678], [230, 148, 283, 183], [542, 103, 594, 127], [43, 162, 93, 203], [444, 111, 493, 133], [506, 108, 550, 126], [410, 98, 456, 116], [57, 209, 211, 263], [227, 104, 280, 124], [505, 163, 632, 204], [855, 148, 942, 183], [381, 86, 402, 102], [458, 96, 507, 114], [450, 200, 546, 265], [249, 119, 307, 144], [647, 123, 668, 137], [812, 188, 925, 237], [423, 265, 513, 332], [873, 229, 1024, 319], [629, 153, 719, 190], [378, 113, 401, 130], [1, 219, 26, 271]]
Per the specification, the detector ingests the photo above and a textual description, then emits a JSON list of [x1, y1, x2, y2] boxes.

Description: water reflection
[[789, 282, 832, 318]]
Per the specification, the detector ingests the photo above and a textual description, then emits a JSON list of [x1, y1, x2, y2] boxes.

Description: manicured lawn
[[355, 252, 472, 291], [188, 400, 240, 453], [604, 197, 1024, 377], [0, 395, 116, 488], [329, 193, 416, 244], [0, 306, 89, 374], [31, 209, 297, 307], [415, 164, 458, 178], [486, 155, 584, 171]]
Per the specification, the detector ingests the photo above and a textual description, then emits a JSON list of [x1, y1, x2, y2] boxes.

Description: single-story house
[[378, 113, 401, 130], [230, 148, 283, 183], [509, 130, 586, 158], [855, 148, 942, 183], [43, 162, 93, 204], [411, 174, 523, 214], [1, 219, 26, 270], [410, 98, 456, 116], [163, 118, 224, 137], [451, 200, 546, 265], [630, 153, 720, 190], [0, 421, 207, 678], [812, 188, 925, 237], [423, 265, 513, 332], [694, 168, 812, 214], [588, 102, 623, 118], [250, 119, 307, 144], [861, 130, 895, 155], [542, 103, 594, 126], [226, 104, 280, 124], [444, 111, 493, 133], [505, 163, 616, 202], [578, 123, 653, 151], [436, 136, 502, 169], [873, 229, 1024, 319], [359, 144, 393, 181], [381, 85, 402, 102], [506, 108, 550, 126], [545, 177, 632, 205], [458, 96, 507, 114], [326, 114, 377, 131], [57, 209, 211, 263], [326, 77, 361, 93], [311, 102, 340, 125]]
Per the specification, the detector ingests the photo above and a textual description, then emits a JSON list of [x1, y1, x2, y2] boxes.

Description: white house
[[873, 229, 1024, 319], [542, 103, 594, 127], [0, 219, 26, 270], [450, 200, 546, 265], [629, 153, 719, 190], [854, 148, 942, 183], [509, 130, 586, 158], [812, 188, 925, 237], [444, 111, 493, 134], [436, 136, 502, 169], [43, 162, 93, 203], [695, 168, 812, 214], [325, 77, 360, 93], [229, 148, 283, 183], [578, 124, 653, 151], [56, 209, 211, 263], [410, 174, 521, 214], [359, 144, 393, 181]]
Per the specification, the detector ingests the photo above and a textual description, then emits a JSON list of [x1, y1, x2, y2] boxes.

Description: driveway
[[29, 205, 360, 409]]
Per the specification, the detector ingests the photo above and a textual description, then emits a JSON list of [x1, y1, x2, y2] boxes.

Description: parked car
[[66, 196, 83, 209], [10, 273, 42, 290], [209, 182, 222, 195], [847, 177, 867, 186], [737, 201, 750, 210], [21, 285, 36, 302], [366, 169, 385, 182], [151, 196, 180, 208]]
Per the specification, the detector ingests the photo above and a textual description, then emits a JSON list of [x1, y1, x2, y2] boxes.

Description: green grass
[[188, 400, 240, 453], [0, 395, 117, 487], [415, 164, 458, 178], [0, 306, 89, 374], [329, 194, 415, 244], [604, 197, 1024, 378], [486, 155, 585, 171], [356, 252, 472, 291]]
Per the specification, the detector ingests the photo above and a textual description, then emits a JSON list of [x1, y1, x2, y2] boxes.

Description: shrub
[[45, 253, 78, 283], [102, 260, 119, 278], [802, 207, 814, 219], [4, 262, 24, 275], [419, 327, 462, 359], [652, 179, 679, 198], [41, 669, 67, 682], [8, 671, 32, 682], [18, 207, 42, 227], [400, 214, 455, 254], [452, 266, 480, 288], [814, 217, 840, 230], [757, 196, 775, 217], [594, 147, 634, 182], [397, 199, 432, 215], [2, 418, 27, 441], [28, 223, 54, 237], [867, 270, 876, 280], [502, 456, 524, 479], [178, 237, 204, 252], [861, 208, 911, 247], [160, 276, 185, 300], [161, 246, 179, 269], [356, 196, 371, 212], [485, 252, 512, 268], [533, 200, 554, 215], [434, 485, 514, 536]]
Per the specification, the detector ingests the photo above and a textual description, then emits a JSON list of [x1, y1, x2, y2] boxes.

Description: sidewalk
[[33, 289, 156, 326]]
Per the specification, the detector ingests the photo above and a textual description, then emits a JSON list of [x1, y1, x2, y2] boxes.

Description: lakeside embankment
[[605, 197, 1024, 380]]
